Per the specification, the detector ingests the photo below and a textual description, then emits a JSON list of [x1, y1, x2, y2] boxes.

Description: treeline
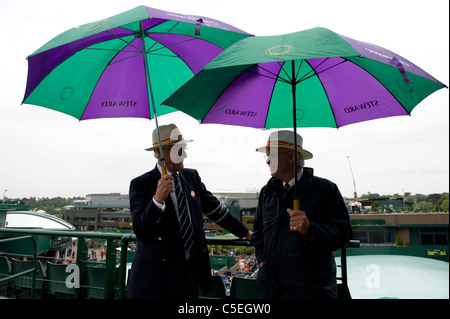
[[356, 192, 449, 212], [21, 196, 84, 216], [8, 192, 450, 215]]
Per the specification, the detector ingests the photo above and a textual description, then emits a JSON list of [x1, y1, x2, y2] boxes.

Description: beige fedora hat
[[256, 130, 313, 160], [145, 123, 193, 151]]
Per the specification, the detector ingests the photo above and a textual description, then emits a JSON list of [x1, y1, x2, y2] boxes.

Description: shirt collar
[[156, 163, 174, 176], [284, 168, 304, 188]]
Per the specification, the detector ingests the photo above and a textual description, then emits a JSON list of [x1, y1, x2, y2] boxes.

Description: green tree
[[371, 201, 379, 212], [440, 199, 449, 212], [416, 201, 434, 212], [428, 193, 442, 205]]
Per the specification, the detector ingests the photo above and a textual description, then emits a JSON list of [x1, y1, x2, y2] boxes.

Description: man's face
[[266, 147, 294, 179], [162, 143, 188, 173]]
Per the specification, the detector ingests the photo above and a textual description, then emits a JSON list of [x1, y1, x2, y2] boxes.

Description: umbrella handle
[[161, 166, 167, 176], [293, 199, 300, 210]]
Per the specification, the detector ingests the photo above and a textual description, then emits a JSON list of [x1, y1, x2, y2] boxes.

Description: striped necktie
[[172, 173, 194, 256], [283, 183, 290, 195]]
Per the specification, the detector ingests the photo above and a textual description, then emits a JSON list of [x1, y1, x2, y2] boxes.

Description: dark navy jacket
[[252, 167, 351, 299], [127, 166, 249, 299]]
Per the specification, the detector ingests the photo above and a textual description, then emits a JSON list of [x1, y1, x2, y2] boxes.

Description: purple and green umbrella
[[22, 5, 252, 172], [164, 27, 447, 207]]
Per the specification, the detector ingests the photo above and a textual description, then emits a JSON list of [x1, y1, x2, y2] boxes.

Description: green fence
[[1, 228, 134, 299], [0, 228, 359, 299], [0, 235, 38, 298]]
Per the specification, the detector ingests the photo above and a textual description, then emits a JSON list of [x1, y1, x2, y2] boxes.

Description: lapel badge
[[190, 191, 196, 197]]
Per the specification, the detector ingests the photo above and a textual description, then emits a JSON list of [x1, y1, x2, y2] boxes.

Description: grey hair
[[287, 149, 304, 168]]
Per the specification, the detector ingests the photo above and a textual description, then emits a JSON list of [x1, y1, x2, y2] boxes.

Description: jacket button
[[158, 237, 163, 241], [161, 258, 167, 262]]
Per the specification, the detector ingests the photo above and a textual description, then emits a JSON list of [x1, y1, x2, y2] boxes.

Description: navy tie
[[172, 173, 194, 256]]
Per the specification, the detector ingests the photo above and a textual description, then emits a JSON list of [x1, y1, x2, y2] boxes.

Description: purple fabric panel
[[308, 57, 408, 127], [141, 17, 167, 30], [147, 33, 222, 74], [338, 34, 444, 85], [202, 62, 281, 128], [24, 28, 133, 100], [82, 39, 149, 119], [143, 6, 250, 34]]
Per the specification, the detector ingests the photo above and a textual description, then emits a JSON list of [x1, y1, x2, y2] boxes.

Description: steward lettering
[[225, 109, 257, 117], [344, 100, 378, 113], [101, 101, 137, 107]]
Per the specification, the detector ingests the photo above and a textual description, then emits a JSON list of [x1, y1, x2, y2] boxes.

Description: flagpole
[[347, 155, 357, 201]]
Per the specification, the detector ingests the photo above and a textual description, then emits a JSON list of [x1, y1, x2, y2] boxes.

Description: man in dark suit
[[127, 124, 252, 299], [252, 130, 351, 299]]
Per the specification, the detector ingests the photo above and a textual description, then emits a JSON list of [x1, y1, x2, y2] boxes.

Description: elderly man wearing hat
[[252, 130, 351, 299], [126, 124, 251, 299]]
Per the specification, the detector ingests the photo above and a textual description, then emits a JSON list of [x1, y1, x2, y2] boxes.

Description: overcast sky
[[0, 0, 448, 200]]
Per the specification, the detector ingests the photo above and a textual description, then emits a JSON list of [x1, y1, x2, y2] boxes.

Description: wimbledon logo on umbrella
[[265, 45, 294, 56]]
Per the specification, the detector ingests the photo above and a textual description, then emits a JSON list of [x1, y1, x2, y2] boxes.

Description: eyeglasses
[[263, 150, 292, 160]]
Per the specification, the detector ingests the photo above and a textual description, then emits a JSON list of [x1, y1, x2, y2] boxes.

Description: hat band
[[266, 140, 303, 149], [152, 135, 183, 148]]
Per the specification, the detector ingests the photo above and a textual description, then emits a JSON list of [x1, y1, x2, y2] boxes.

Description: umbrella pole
[[140, 21, 167, 176], [291, 60, 300, 210]]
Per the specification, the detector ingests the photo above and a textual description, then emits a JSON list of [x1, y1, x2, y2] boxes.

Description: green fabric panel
[[31, 6, 149, 55], [25, 48, 119, 118], [149, 20, 249, 49], [206, 27, 359, 69], [265, 60, 336, 129]]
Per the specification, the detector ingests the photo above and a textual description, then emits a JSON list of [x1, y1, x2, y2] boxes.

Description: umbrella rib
[[297, 58, 348, 84], [142, 23, 206, 74], [278, 61, 294, 83], [104, 29, 143, 53], [295, 59, 304, 81], [145, 21, 181, 52], [251, 64, 291, 84], [295, 58, 327, 84], [84, 28, 144, 65], [108, 53, 144, 65], [146, 37, 201, 55], [86, 47, 140, 54]]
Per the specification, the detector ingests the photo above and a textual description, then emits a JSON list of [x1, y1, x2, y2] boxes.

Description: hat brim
[[145, 139, 193, 151], [256, 145, 313, 160]]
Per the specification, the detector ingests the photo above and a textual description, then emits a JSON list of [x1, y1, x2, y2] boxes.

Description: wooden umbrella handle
[[293, 199, 300, 210]]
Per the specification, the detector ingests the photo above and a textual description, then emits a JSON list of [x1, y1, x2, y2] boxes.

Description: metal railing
[[0, 227, 359, 299], [0, 228, 135, 299], [0, 235, 37, 298]]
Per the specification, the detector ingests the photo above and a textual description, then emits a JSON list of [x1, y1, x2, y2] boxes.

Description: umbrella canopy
[[163, 27, 447, 207], [22, 5, 252, 121], [163, 27, 446, 129], [22, 5, 252, 175]]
